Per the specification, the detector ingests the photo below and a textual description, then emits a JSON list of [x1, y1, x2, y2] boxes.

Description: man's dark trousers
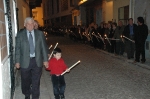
[[135, 43, 146, 62], [116, 41, 124, 55], [125, 41, 135, 59], [21, 58, 42, 99]]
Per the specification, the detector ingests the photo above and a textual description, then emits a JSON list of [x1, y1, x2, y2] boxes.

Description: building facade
[[32, 4, 44, 27], [42, 0, 80, 26]]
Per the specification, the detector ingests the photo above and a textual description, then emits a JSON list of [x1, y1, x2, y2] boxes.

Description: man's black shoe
[[25, 96, 30, 99]]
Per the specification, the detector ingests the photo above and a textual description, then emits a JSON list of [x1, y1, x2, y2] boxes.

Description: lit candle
[[105, 34, 111, 45]]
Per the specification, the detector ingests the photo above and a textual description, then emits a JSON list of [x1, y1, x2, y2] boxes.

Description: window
[[118, 5, 129, 25]]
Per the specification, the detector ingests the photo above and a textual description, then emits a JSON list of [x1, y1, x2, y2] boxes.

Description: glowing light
[[78, 0, 88, 5]]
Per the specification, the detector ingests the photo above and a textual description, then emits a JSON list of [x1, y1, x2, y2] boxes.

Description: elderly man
[[15, 17, 48, 99]]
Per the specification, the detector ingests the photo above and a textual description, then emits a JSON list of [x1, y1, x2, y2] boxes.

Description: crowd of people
[[49, 17, 148, 63]]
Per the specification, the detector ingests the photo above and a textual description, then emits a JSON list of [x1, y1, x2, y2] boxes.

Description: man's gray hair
[[24, 17, 34, 26]]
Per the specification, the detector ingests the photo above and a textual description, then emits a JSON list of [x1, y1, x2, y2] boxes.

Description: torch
[[98, 33, 105, 44], [49, 45, 52, 50], [61, 60, 81, 75], [92, 32, 100, 42], [122, 35, 135, 43], [105, 34, 111, 46], [48, 42, 58, 60], [120, 35, 125, 43]]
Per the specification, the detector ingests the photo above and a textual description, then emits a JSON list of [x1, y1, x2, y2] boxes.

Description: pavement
[[14, 34, 150, 99]]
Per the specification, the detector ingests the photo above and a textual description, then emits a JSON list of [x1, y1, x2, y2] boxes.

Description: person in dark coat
[[113, 20, 125, 55], [134, 17, 148, 63], [123, 18, 137, 59], [111, 22, 117, 53], [105, 23, 113, 52]]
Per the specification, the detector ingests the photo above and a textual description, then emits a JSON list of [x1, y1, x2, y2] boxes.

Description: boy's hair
[[53, 47, 61, 54]]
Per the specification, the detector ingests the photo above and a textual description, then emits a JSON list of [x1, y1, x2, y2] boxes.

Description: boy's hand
[[66, 69, 70, 72]]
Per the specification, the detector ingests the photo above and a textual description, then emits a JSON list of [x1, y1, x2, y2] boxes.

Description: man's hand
[[15, 63, 20, 69], [43, 62, 48, 68]]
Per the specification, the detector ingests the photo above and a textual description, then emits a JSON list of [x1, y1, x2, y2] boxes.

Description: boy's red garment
[[47, 58, 67, 75]]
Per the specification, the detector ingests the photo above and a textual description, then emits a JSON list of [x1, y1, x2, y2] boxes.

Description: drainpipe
[[129, 0, 135, 20], [129, 0, 132, 18]]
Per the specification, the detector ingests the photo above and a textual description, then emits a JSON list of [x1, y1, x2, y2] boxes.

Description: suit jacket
[[15, 29, 48, 68], [114, 25, 125, 42], [123, 24, 137, 40]]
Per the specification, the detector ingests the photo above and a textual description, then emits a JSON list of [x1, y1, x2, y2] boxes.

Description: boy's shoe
[[60, 95, 65, 99], [55, 95, 60, 99]]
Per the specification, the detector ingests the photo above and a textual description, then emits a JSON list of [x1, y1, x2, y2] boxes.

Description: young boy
[[46, 47, 69, 99]]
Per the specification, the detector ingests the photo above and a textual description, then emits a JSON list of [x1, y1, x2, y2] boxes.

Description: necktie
[[29, 32, 34, 54]]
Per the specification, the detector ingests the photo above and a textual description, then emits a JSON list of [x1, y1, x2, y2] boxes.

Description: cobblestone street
[[14, 35, 150, 99]]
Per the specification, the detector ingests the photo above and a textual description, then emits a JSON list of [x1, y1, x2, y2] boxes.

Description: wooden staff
[[105, 34, 111, 46], [123, 35, 135, 43], [92, 32, 100, 42], [48, 43, 58, 60], [98, 33, 105, 44], [61, 60, 81, 75]]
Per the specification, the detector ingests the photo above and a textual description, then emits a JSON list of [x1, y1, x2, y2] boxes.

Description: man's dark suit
[[123, 24, 137, 59], [15, 29, 48, 99]]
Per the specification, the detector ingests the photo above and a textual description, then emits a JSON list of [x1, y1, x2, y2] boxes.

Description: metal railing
[[5, 0, 15, 99]]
